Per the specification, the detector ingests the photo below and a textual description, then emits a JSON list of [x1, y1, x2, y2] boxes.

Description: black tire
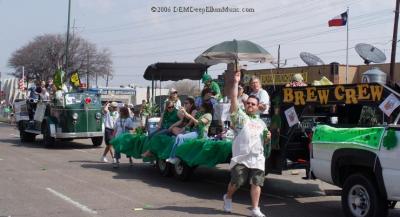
[[156, 159, 173, 177], [20, 130, 36, 143], [342, 173, 388, 217], [91, 137, 103, 147], [173, 160, 195, 181], [42, 124, 55, 148]]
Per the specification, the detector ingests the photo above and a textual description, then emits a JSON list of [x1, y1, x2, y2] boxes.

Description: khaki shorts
[[230, 164, 265, 187]]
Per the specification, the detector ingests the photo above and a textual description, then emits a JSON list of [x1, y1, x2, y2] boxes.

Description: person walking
[[113, 106, 135, 168], [223, 70, 271, 217], [100, 102, 119, 163]]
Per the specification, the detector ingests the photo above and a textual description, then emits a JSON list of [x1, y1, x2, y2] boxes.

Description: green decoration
[[53, 68, 66, 90], [312, 125, 385, 150], [383, 129, 398, 150]]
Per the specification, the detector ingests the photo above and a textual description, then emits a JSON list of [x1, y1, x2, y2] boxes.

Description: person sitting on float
[[164, 88, 181, 109], [141, 100, 181, 158], [202, 74, 221, 100], [166, 102, 213, 165], [168, 96, 198, 136], [285, 73, 307, 87], [195, 87, 218, 110]]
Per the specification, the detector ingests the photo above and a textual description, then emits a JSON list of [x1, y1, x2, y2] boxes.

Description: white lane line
[[46, 187, 97, 215], [0, 158, 3, 160], [74, 149, 87, 153]]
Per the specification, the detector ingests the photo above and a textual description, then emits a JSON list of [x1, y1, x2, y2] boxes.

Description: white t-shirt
[[104, 111, 119, 129], [114, 117, 134, 137], [230, 108, 267, 171], [250, 89, 270, 114]]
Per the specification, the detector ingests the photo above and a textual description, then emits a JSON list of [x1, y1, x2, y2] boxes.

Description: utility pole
[[86, 51, 89, 90], [277, 44, 281, 71], [390, 0, 400, 86], [106, 72, 109, 88], [65, 0, 72, 73], [95, 72, 98, 88]]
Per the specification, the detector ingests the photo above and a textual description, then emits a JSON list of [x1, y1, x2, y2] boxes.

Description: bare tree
[[8, 33, 112, 83], [167, 79, 201, 96]]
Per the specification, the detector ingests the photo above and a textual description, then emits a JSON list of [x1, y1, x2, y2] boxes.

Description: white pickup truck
[[310, 113, 400, 217]]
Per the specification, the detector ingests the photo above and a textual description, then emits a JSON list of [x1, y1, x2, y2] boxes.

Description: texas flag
[[328, 12, 348, 27]]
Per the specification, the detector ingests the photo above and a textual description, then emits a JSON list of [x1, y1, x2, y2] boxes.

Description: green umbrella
[[194, 39, 274, 66]]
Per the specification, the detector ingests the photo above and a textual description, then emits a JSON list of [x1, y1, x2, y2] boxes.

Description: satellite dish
[[355, 43, 386, 65], [300, 52, 325, 66]]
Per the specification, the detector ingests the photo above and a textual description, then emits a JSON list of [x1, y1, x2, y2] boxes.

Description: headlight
[[95, 112, 101, 120], [72, 113, 79, 120]]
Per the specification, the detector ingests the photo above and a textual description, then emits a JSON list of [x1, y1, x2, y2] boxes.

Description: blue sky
[[0, 0, 396, 87]]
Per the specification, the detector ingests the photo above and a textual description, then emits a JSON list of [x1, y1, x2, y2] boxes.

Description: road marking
[[46, 187, 97, 215], [295, 196, 338, 204], [74, 149, 87, 153], [0, 158, 3, 161], [10, 134, 19, 138]]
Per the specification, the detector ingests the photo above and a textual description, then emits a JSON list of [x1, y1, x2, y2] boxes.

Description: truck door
[[378, 126, 400, 200]]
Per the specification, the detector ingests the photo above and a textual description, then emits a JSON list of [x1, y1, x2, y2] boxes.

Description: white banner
[[284, 106, 299, 127], [379, 93, 400, 117]]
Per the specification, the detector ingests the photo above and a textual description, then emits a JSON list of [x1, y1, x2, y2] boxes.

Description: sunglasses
[[167, 106, 174, 109], [184, 102, 190, 104], [171, 91, 178, 94], [246, 102, 257, 106]]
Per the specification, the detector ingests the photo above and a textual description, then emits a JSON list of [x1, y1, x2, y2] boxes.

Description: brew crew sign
[[283, 84, 384, 105]]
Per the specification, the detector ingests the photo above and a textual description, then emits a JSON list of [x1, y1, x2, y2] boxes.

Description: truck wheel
[[42, 124, 55, 148], [91, 137, 103, 147], [156, 159, 173, 177], [174, 160, 195, 181], [20, 130, 36, 142], [342, 173, 388, 217]]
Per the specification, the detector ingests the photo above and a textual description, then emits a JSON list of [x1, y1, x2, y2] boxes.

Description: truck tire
[[156, 159, 173, 177], [342, 173, 388, 217], [42, 124, 55, 148], [91, 137, 103, 147], [20, 130, 36, 143], [174, 160, 195, 181]]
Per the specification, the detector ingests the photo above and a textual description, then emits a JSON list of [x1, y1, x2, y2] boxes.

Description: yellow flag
[[70, 71, 81, 87]]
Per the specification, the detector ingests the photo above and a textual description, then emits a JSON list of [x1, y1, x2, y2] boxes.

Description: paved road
[[0, 123, 399, 217]]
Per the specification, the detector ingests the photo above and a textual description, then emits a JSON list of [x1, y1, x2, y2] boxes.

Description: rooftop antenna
[[300, 52, 325, 66], [355, 43, 386, 65]]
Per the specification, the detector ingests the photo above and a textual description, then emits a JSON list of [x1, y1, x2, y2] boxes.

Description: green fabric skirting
[[176, 139, 232, 167], [111, 133, 232, 167], [312, 125, 385, 150]]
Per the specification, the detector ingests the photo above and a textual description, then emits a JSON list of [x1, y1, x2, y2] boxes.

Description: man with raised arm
[[223, 70, 271, 217]]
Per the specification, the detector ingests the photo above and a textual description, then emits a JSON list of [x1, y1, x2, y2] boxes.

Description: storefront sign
[[244, 72, 308, 85], [283, 84, 384, 105]]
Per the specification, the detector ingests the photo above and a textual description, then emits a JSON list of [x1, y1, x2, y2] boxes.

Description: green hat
[[202, 74, 212, 83]]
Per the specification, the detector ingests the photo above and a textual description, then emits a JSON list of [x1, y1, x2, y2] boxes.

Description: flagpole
[[346, 7, 349, 84]]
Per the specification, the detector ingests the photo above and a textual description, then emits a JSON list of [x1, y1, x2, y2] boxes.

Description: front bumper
[[53, 131, 104, 139]]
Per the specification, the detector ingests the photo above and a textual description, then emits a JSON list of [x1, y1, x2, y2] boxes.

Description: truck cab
[[309, 84, 400, 217], [16, 91, 104, 147]]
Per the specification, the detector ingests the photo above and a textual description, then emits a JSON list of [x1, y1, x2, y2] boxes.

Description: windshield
[[64, 92, 101, 105]]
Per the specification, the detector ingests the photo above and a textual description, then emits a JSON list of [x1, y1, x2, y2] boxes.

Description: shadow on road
[[2, 137, 102, 150], [147, 205, 247, 216], [78, 161, 347, 217]]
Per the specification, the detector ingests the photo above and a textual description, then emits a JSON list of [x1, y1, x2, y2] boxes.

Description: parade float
[[15, 69, 104, 147]]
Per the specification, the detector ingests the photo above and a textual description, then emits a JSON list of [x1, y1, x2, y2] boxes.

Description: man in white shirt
[[249, 76, 270, 115], [223, 71, 271, 217], [101, 102, 119, 163]]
